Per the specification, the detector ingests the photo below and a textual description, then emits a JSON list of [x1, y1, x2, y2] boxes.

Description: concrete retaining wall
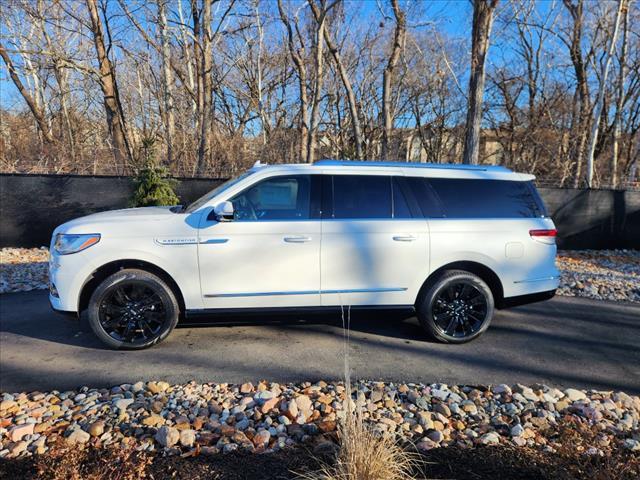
[[1, 174, 638, 249]]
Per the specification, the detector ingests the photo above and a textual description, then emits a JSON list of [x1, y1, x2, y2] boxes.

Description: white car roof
[[249, 159, 534, 181]]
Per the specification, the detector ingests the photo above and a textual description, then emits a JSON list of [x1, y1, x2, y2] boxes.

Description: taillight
[[529, 229, 557, 244], [529, 229, 557, 237]]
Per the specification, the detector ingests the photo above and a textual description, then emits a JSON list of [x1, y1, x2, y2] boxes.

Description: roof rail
[[313, 159, 512, 172]]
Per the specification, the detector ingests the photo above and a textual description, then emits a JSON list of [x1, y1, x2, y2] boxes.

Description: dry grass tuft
[[301, 407, 419, 480], [300, 304, 421, 480]]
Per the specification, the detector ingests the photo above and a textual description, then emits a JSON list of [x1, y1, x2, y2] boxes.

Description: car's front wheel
[[417, 270, 494, 343], [87, 269, 179, 350]]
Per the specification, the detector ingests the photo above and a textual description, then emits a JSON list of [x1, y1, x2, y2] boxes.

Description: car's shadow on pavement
[[179, 309, 431, 341], [0, 290, 435, 350]]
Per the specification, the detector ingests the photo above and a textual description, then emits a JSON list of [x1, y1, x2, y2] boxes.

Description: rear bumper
[[498, 289, 556, 309]]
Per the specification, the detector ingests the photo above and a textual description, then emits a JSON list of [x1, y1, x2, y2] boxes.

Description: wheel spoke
[[467, 311, 484, 324], [445, 316, 458, 335], [446, 285, 456, 301], [113, 287, 131, 306], [102, 314, 124, 329], [121, 322, 134, 342]]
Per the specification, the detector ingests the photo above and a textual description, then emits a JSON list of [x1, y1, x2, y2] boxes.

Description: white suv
[[49, 160, 559, 349]]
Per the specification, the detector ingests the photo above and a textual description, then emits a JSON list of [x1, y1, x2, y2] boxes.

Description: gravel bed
[[2, 247, 638, 303], [557, 249, 640, 303], [1, 381, 639, 460], [0, 248, 48, 294]]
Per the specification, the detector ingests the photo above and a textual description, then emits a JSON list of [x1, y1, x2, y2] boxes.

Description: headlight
[[54, 234, 101, 255]]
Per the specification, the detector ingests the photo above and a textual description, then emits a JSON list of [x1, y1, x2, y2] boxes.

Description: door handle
[[392, 235, 417, 242], [284, 236, 312, 243]]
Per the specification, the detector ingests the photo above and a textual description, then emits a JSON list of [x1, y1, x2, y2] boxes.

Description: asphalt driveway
[[0, 291, 638, 394]]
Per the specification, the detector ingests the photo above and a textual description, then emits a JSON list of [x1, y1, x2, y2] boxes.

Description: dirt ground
[[1, 443, 638, 480]]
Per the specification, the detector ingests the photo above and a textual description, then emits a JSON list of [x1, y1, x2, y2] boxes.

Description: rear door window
[[426, 178, 542, 218], [331, 175, 392, 219]]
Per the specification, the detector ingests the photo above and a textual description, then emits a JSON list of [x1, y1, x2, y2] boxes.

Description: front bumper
[[49, 293, 77, 318], [48, 249, 86, 313]]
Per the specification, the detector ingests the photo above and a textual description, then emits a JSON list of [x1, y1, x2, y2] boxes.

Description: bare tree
[[310, 0, 363, 159], [462, 0, 498, 165], [158, 0, 176, 167], [585, 0, 625, 187], [1, 0, 639, 186], [381, 0, 406, 160], [611, 1, 631, 188], [277, 0, 309, 162], [85, 0, 131, 165], [0, 43, 54, 143], [562, 0, 591, 186]]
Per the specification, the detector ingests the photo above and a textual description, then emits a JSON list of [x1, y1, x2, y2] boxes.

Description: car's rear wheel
[[417, 270, 494, 343], [87, 269, 179, 350]]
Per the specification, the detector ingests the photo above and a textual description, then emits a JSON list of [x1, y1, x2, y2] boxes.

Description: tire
[[87, 269, 179, 350], [416, 270, 494, 344]]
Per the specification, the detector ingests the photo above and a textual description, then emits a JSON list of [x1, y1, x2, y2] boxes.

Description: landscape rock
[[155, 426, 180, 448]]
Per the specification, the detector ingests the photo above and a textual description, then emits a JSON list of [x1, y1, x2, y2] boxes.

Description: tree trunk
[[307, 9, 327, 165], [0, 43, 54, 143], [277, 0, 309, 162], [585, 0, 625, 188], [158, 0, 176, 167], [462, 0, 498, 165], [193, 0, 213, 175], [563, 0, 590, 187], [611, 1, 629, 189], [85, 0, 131, 166], [254, 0, 268, 145], [177, 0, 197, 116], [309, 1, 363, 160], [381, 0, 406, 160]]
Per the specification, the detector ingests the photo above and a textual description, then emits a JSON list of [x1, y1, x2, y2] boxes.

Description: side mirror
[[212, 201, 234, 221]]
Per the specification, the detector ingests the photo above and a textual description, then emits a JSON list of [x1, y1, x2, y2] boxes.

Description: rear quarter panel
[[427, 217, 559, 299]]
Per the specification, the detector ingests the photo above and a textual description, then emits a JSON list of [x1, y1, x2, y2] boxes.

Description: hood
[[79, 206, 176, 221], [54, 206, 181, 235]]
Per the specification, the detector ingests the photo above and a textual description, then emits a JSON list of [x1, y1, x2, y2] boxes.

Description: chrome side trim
[[204, 287, 407, 298], [199, 238, 229, 244], [205, 290, 318, 298], [321, 287, 408, 294], [513, 275, 560, 284]]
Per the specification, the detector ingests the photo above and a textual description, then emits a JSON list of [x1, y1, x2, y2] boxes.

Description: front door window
[[230, 175, 311, 221]]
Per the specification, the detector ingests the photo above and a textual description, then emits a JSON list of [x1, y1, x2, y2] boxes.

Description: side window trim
[[320, 174, 333, 219]]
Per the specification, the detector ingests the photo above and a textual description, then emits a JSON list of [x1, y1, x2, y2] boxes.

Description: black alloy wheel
[[431, 281, 489, 338], [87, 269, 179, 350], [98, 281, 166, 344], [417, 270, 494, 344]]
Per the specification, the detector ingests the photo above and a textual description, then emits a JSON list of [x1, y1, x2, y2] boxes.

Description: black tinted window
[[230, 175, 312, 220], [332, 175, 391, 219], [392, 178, 412, 218], [426, 178, 541, 218], [405, 177, 445, 217]]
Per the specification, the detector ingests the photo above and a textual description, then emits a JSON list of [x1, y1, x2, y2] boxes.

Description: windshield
[[184, 170, 255, 213]]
